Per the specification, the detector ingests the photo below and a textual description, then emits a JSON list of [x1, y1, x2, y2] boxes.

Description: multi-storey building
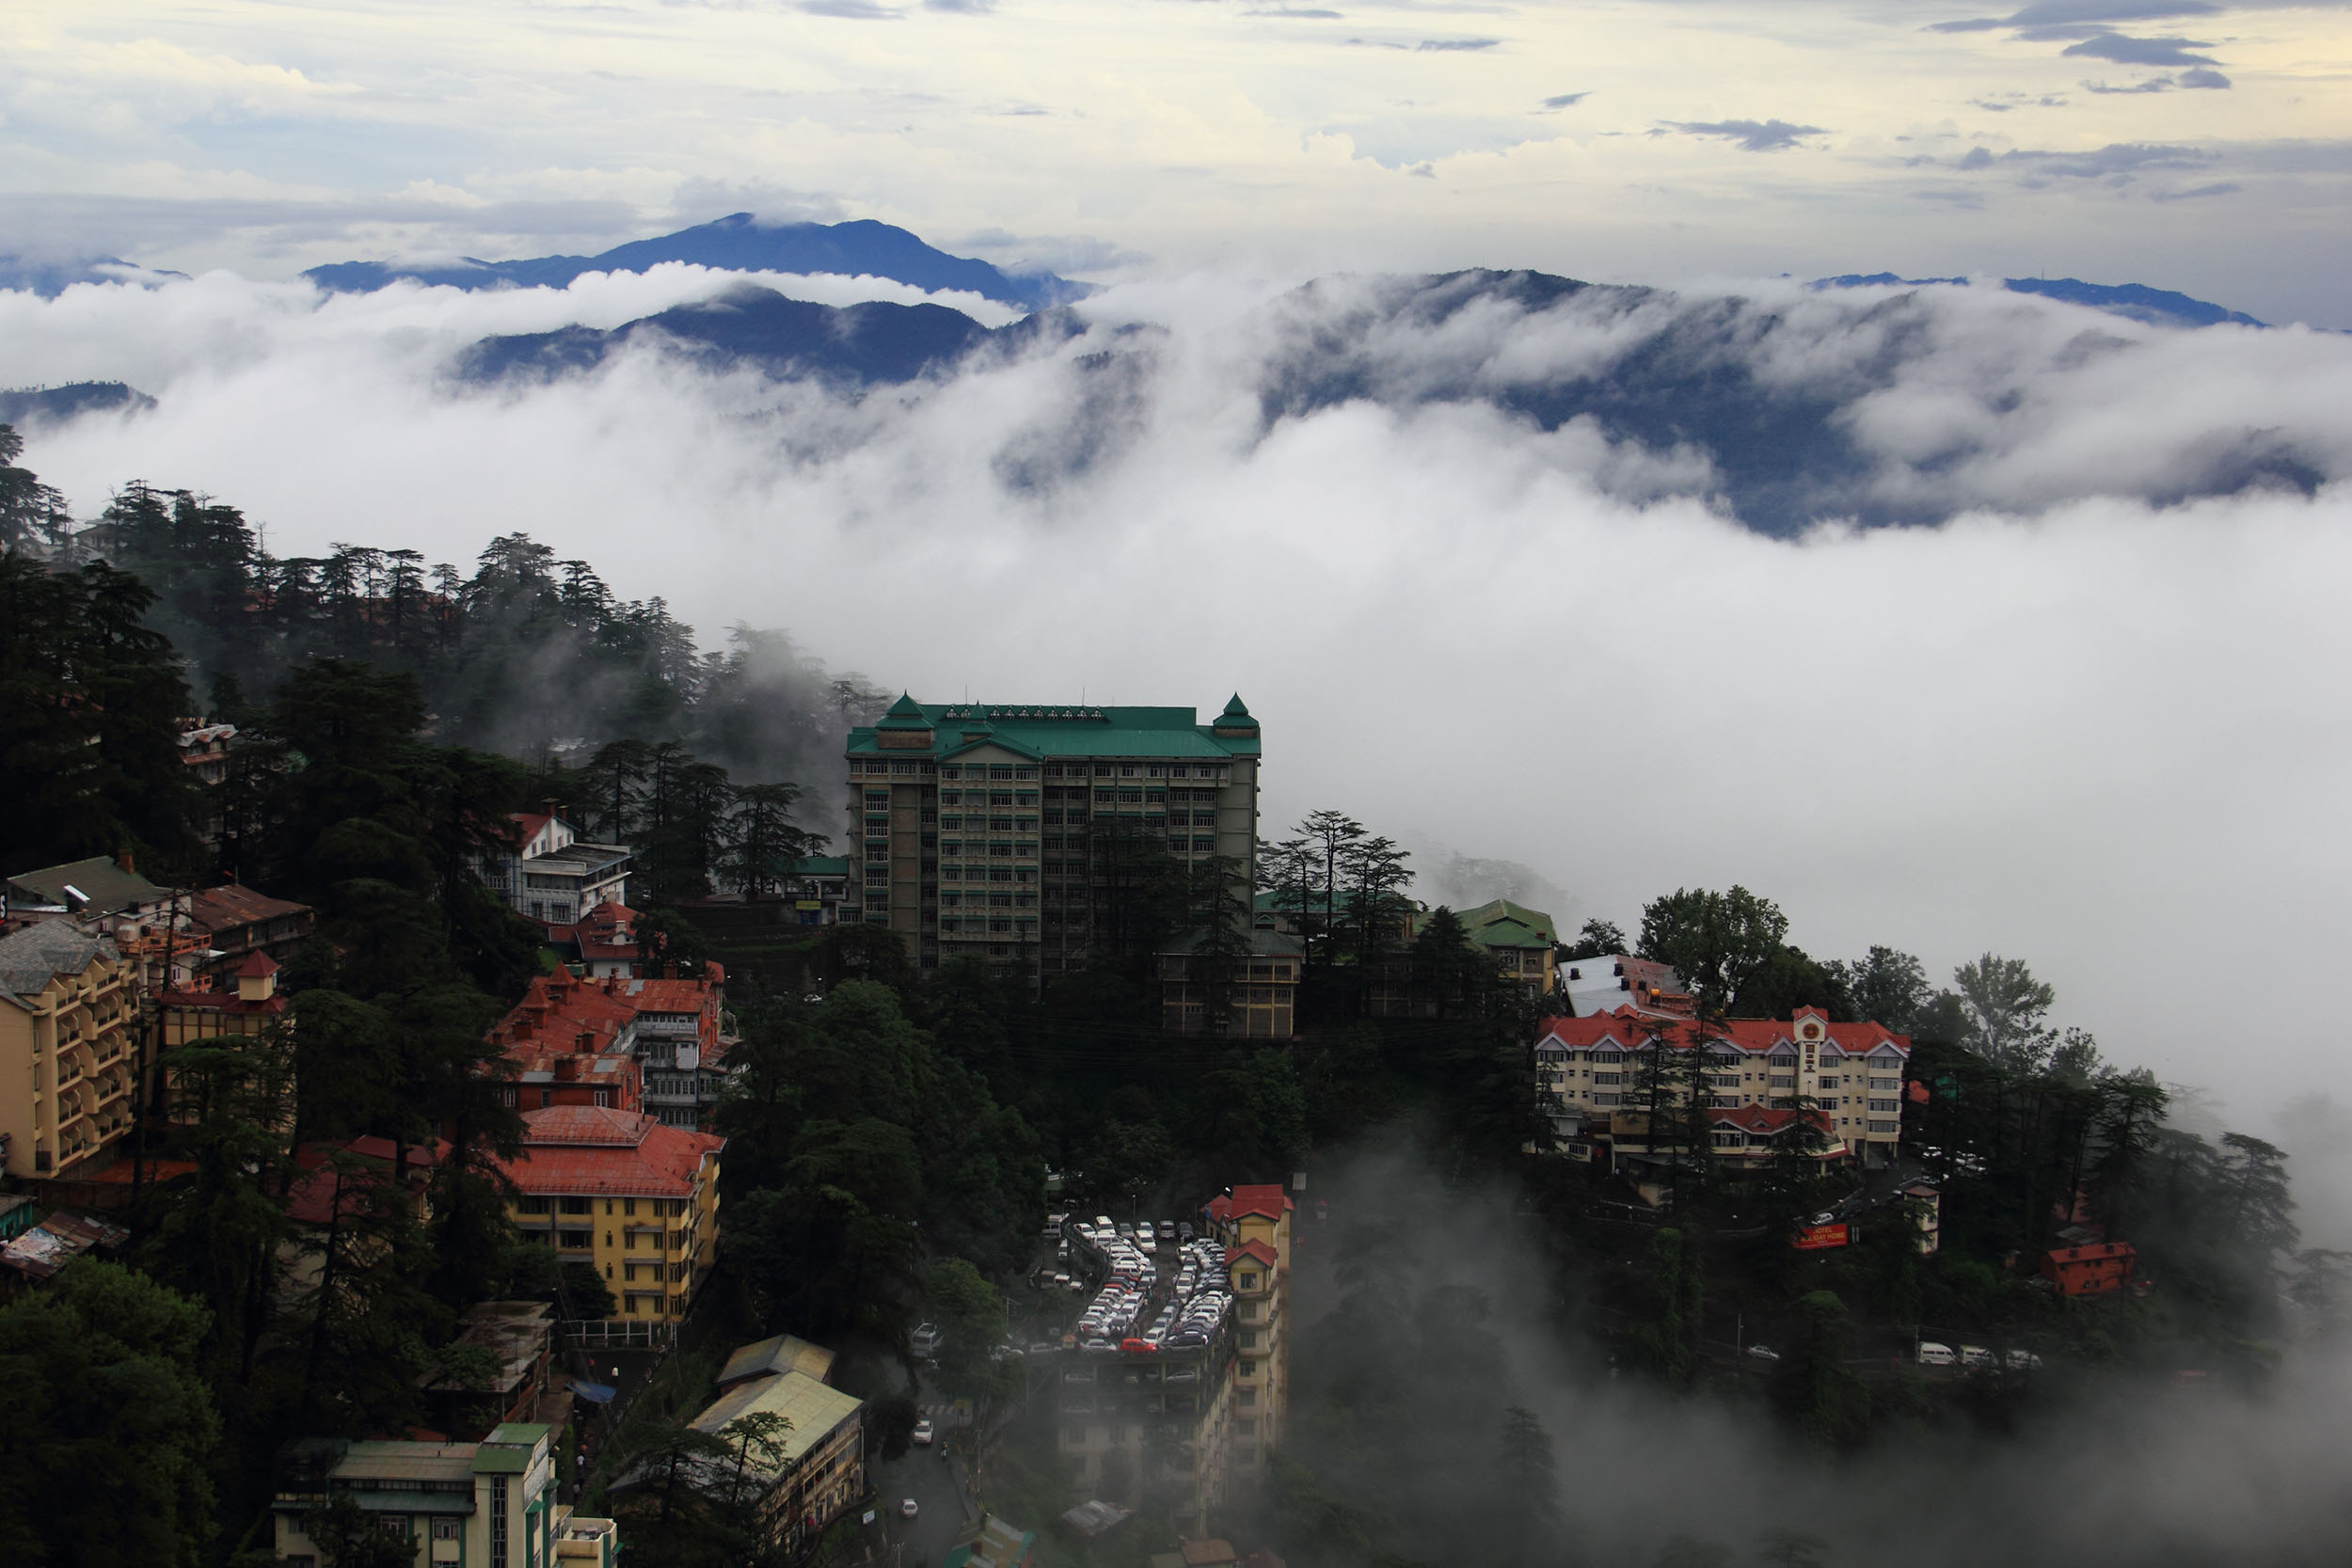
[[481, 814, 630, 927], [271, 1422, 617, 1568], [676, 1350, 866, 1555], [843, 696, 1263, 980], [1559, 954, 1692, 1019], [0, 924, 142, 1179], [1534, 1006, 1912, 1167], [492, 1106, 723, 1323], [486, 968, 734, 1129], [1204, 1184, 1293, 1486]]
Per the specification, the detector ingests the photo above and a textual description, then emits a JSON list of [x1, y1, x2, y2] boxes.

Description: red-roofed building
[[1535, 1006, 1912, 1167], [485, 967, 734, 1130], [492, 1106, 723, 1324], [612, 967, 734, 1129], [548, 902, 643, 980], [1204, 1182, 1294, 1490], [160, 952, 292, 1125], [185, 881, 316, 980]]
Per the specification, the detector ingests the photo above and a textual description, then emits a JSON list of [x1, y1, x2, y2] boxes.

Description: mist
[[8, 265, 2352, 1125], [1286, 1136, 2352, 1567]]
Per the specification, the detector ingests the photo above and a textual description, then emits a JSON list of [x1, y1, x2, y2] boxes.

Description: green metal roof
[[1459, 898, 1557, 945], [689, 1370, 864, 1478], [787, 856, 850, 877], [847, 702, 1261, 760], [5, 854, 167, 911]]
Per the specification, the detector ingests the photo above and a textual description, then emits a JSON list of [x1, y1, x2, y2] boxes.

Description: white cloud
[[10, 267, 2352, 1125]]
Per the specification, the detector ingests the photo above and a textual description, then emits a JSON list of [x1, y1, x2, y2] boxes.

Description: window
[[434, 1519, 460, 1542], [1817, 1097, 1841, 1110], [518, 1196, 550, 1214], [561, 1196, 592, 1213], [1868, 1098, 1901, 1113], [1867, 1119, 1899, 1133]]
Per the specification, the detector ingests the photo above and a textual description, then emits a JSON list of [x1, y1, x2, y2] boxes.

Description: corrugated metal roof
[[689, 1370, 862, 1476]]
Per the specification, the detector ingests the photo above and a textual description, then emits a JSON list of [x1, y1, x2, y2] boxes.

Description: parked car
[[900, 1498, 920, 1519], [1178, 1222, 1195, 1243], [1744, 1344, 1780, 1362], [1960, 1345, 1994, 1369], [1916, 1341, 1956, 1367], [1156, 1220, 1177, 1243], [912, 1418, 934, 1446], [911, 1323, 941, 1356], [2006, 1349, 2044, 1370]]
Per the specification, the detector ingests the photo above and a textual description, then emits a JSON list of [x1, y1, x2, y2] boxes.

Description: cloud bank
[[8, 265, 2352, 1125]]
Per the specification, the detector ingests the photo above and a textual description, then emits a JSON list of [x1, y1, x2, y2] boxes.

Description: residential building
[[1534, 1006, 1912, 1167], [415, 1301, 558, 1439], [843, 696, 1263, 981], [1368, 898, 1561, 1015], [1558, 954, 1692, 1019], [0, 923, 142, 1179], [2042, 1241, 2137, 1298], [269, 1422, 615, 1568], [161, 950, 290, 1047], [1204, 1183, 1293, 1487], [1, 1209, 130, 1291], [549, 903, 642, 979], [482, 814, 631, 927], [1157, 930, 1304, 1037], [677, 1356, 866, 1553], [623, 969, 736, 1129], [488, 968, 735, 1129], [717, 1332, 838, 1390], [178, 720, 239, 786], [947, 1514, 1041, 1568], [492, 1106, 723, 1323], [185, 882, 317, 978], [782, 855, 851, 925], [3, 852, 175, 931]]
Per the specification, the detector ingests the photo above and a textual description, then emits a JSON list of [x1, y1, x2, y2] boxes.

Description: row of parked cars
[[1919, 1341, 2042, 1370]]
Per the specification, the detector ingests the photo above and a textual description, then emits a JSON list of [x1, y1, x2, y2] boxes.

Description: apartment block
[[1204, 1184, 1293, 1486], [491, 1106, 723, 1323], [0, 924, 143, 1179], [675, 1346, 866, 1554], [488, 968, 736, 1129], [271, 1422, 615, 1568], [843, 696, 1263, 980], [1535, 1006, 1912, 1167]]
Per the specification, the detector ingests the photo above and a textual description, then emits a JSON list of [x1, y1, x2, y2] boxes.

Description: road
[[872, 1374, 977, 1568]]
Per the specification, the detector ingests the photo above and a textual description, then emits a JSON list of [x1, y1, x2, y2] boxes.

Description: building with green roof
[[844, 697, 1263, 980]]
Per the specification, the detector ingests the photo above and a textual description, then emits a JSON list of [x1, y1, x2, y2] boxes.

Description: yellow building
[[0, 923, 143, 1179], [1205, 1184, 1293, 1485], [491, 1106, 723, 1325]]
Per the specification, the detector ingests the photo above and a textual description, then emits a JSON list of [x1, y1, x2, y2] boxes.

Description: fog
[[8, 265, 2352, 1125], [1289, 1138, 2352, 1568]]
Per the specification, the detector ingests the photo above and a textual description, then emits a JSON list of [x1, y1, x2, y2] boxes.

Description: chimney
[[555, 1055, 580, 1082], [117, 848, 135, 876]]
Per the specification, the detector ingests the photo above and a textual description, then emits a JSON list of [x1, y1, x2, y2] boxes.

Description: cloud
[[1540, 92, 1592, 110], [2062, 31, 2219, 65], [1662, 119, 1829, 152], [2179, 65, 2233, 87], [2004, 0, 2218, 21], [800, 0, 902, 17], [924, 0, 995, 11], [2151, 180, 2242, 199], [1415, 38, 1502, 52], [2003, 140, 2215, 179]]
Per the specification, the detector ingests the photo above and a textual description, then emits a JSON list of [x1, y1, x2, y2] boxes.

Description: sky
[[5, 0, 2352, 323], [6, 3, 2352, 1145]]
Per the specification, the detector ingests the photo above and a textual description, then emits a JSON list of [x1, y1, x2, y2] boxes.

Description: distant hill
[[0, 256, 188, 297], [1815, 273, 2264, 329], [456, 283, 1092, 388], [311, 214, 1086, 311], [0, 381, 155, 426]]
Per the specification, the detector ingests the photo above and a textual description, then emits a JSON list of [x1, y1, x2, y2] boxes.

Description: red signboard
[[1793, 1223, 1850, 1250]]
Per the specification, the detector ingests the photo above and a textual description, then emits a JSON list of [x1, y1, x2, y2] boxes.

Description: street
[[871, 1374, 976, 1568]]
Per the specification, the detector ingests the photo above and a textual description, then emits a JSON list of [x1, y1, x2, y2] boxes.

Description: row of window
[[850, 758, 1233, 783], [517, 1196, 689, 1216]]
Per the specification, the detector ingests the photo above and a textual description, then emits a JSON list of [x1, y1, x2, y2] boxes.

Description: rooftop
[[492, 1108, 723, 1197], [848, 700, 1262, 760], [718, 1333, 838, 1387], [687, 1370, 864, 1480], [0, 922, 118, 1007], [5, 854, 167, 912], [1539, 1007, 1912, 1059], [189, 882, 311, 931]]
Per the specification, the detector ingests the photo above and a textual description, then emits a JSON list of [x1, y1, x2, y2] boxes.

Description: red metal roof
[[1229, 1239, 1279, 1269], [491, 1107, 723, 1197], [1227, 1183, 1293, 1220], [1540, 1006, 1912, 1059]]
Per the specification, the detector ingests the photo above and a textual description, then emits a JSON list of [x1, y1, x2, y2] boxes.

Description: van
[[911, 1323, 942, 1357], [2005, 1348, 2043, 1370], [1959, 1345, 1994, 1369], [1916, 1341, 1956, 1367]]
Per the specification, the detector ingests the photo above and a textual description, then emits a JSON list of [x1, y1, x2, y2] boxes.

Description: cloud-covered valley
[[9, 263, 2352, 1129]]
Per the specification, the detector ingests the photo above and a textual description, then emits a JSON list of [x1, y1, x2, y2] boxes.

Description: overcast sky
[[5, 0, 2351, 323]]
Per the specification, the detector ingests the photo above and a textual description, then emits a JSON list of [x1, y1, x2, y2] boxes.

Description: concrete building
[[1204, 1185, 1293, 1487], [0, 923, 142, 1179], [843, 696, 1263, 981], [1157, 930, 1304, 1037], [482, 815, 630, 927], [676, 1357, 866, 1553], [1535, 1006, 1911, 1167], [486, 968, 735, 1129], [184, 882, 316, 978], [271, 1422, 616, 1568], [492, 1106, 723, 1324]]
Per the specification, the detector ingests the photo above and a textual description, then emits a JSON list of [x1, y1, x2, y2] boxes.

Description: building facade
[[1204, 1184, 1293, 1487], [493, 1106, 723, 1323], [482, 815, 631, 927], [1534, 1006, 1912, 1167], [271, 1422, 615, 1568], [1157, 931, 1304, 1038], [0, 924, 142, 1179], [843, 697, 1263, 981], [679, 1356, 866, 1553]]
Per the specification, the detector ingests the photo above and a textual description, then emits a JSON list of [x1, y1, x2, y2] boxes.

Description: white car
[[1917, 1341, 1956, 1367], [912, 1418, 934, 1446], [900, 1498, 920, 1519], [2006, 1348, 2044, 1370], [1959, 1345, 1994, 1369], [1744, 1345, 1780, 1362]]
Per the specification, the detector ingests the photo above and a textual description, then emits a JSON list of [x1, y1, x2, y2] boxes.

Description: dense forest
[[0, 423, 2336, 1568]]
